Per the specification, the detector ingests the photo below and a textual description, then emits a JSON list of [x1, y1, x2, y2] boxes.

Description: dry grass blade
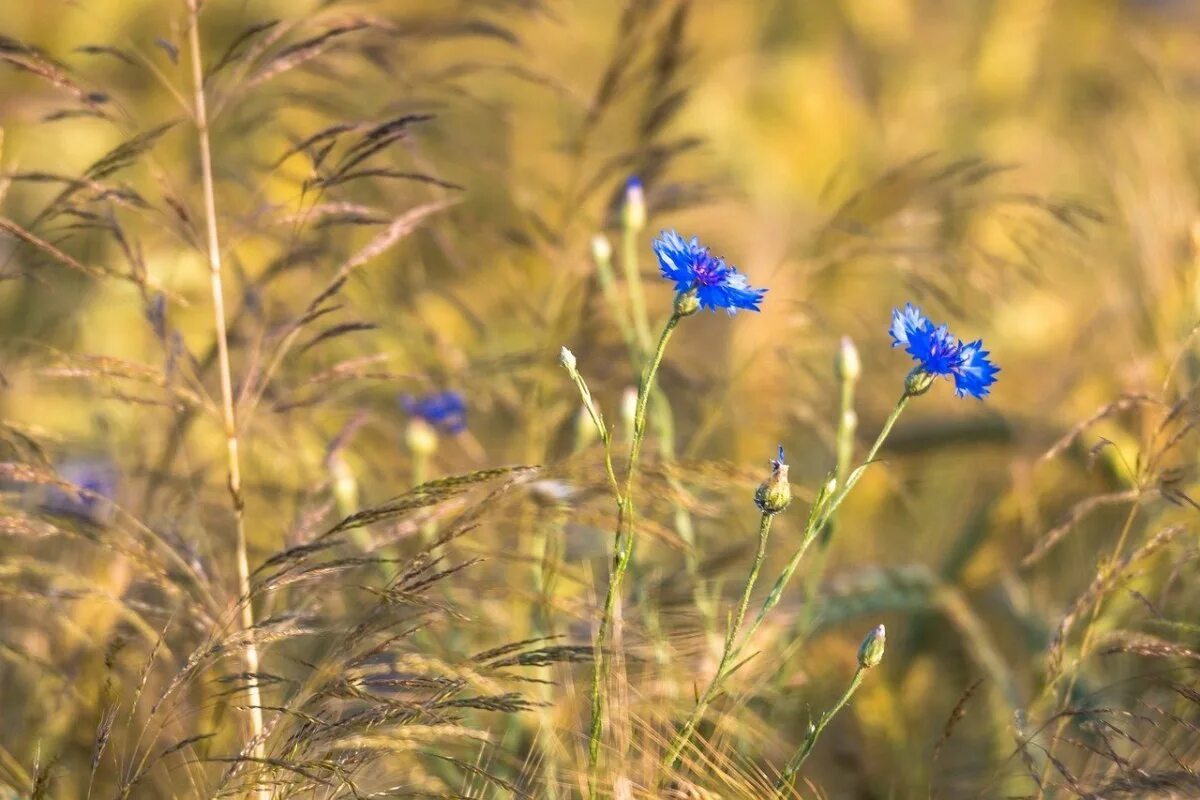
[[933, 677, 986, 764], [1022, 489, 1143, 568]]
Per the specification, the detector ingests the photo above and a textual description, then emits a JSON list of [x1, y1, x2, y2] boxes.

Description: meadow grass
[[1, 1, 1200, 798]]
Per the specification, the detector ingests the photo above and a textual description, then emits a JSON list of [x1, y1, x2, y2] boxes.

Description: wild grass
[[1, 1, 1200, 798]]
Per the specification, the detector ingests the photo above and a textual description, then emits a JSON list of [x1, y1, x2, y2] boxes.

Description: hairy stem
[[659, 392, 909, 781], [775, 666, 867, 795], [186, 1, 267, 788], [588, 311, 681, 797], [744, 394, 910, 650]]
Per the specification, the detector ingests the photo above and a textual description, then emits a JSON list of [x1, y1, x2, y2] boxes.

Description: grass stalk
[[1034, 498, 1143, 798], [185, 2, 267, 790]]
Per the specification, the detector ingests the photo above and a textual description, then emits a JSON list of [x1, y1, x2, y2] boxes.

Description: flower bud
[[857, 624, 886, 669], [835, 335, 860, 383], [622, 176, 646, 232], [560, 345, 578, 374], [405, 418, 439, 457], [673, 287, 700, 317], [591, 233, 613, 264], [904, 367, 936, 397], [754, 445, 792, 514]]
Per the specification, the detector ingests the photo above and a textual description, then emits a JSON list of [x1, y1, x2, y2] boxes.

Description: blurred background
[[1, 0, 1199, 797]]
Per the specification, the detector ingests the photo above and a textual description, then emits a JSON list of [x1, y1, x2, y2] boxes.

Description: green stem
[[661, 393, 910, 782], [604, 230, 711, 635], [664, 511, 775, 769], [775, 667, 867, 795], [588, 312, 682, 796], [743, 393, 910, 651]]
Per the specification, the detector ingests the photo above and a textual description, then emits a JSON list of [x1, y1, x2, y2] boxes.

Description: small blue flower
[[43, 458, 118, 522], [401, 391, 467, 434], [890, 303, 998, 399], [652, 230, 766, 314]]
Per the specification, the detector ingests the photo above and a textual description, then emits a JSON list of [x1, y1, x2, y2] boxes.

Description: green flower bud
[[673, 287, 700, 317], [904, 367, 936, 397], [857, 624, 886, 669], [754, 446, 792, 515]]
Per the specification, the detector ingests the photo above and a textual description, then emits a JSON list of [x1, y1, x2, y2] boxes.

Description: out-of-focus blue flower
[[43, 458, 118, 522], [652, 230, 766, 314], [401, 391, 467, 434], [890, 303, 998, 399]]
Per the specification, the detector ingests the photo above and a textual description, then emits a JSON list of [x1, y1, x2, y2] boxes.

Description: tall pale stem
[[186, 2, 267, 790]]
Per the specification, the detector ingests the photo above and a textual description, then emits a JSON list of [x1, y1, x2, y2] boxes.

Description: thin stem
[[774, 667, 867, 795], [597, 234, 711, 632], [742, 393, 910, 650], [588, 312, 681, 797], [186, 0, 267, 788], [660, 393, 909, 781], [663, 511, 775, 769]]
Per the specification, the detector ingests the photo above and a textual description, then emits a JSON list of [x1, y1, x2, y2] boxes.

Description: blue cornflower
[[43, 458, 118, 522], [890, 303, 998, 399], [401, 391, 467, 434], [652, 230, 766, 315], [952, 339, 1000, 400]]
